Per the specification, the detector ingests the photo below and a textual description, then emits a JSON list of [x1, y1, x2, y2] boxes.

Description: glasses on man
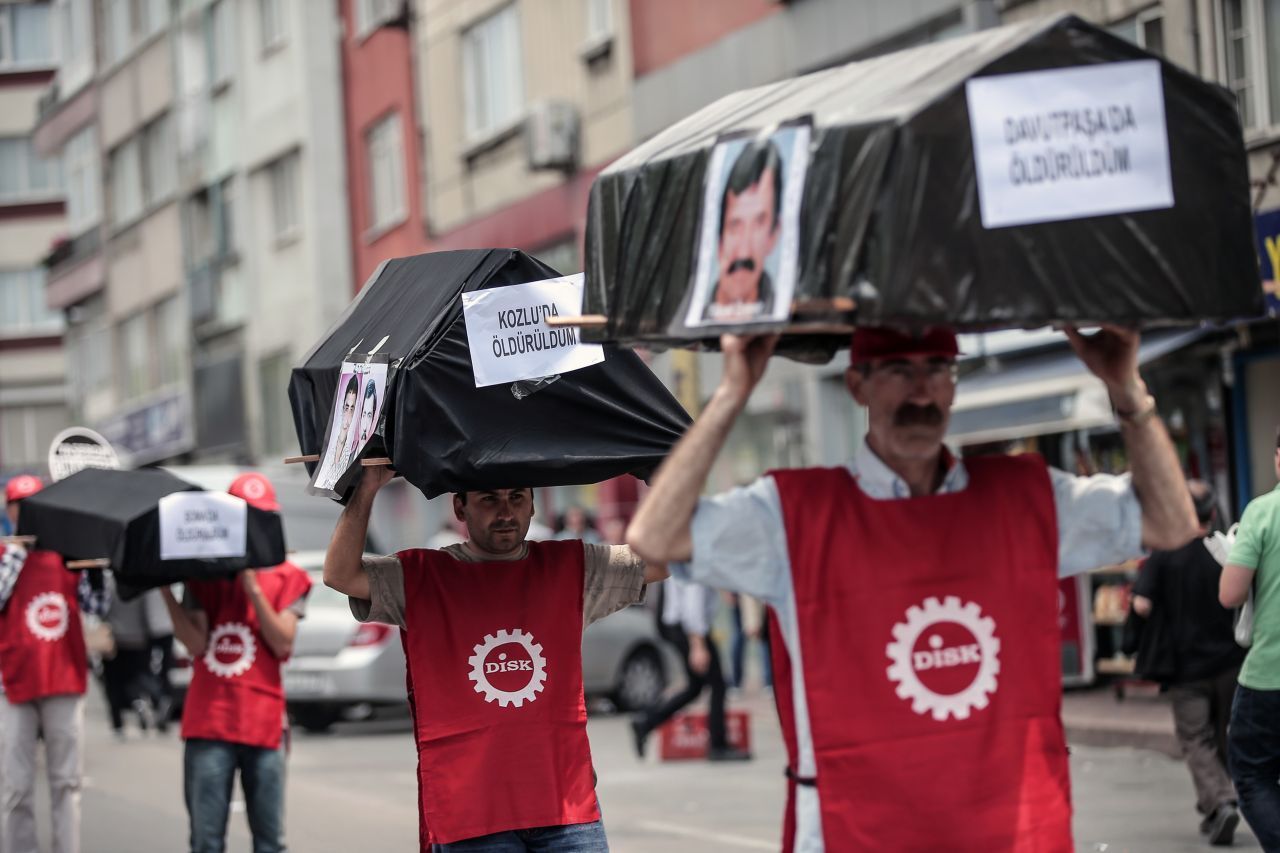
[[867, 358, 959, 388]]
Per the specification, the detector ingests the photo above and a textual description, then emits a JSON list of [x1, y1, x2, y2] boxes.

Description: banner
[[47, 427, 120, 483], [966, 60, 1174, 229], [461, 275, 605, 388], [159, 492, 248, 560]]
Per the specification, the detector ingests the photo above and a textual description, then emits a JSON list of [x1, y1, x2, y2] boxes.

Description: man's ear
[[452, 494, 466, 523], [846, 365, 869, 407]]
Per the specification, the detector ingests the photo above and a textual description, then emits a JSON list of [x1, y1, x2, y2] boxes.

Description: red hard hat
[[5, 475, 44, 503], [228, 472, 280, 512], [850, 327, 960, 364]]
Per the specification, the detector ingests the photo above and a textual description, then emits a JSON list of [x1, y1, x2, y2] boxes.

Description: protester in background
[[0, 474, 110, 853], [1132, 480, 1244, 846], [1220, 426, 1280, 851], [726, 592, 772, 691], [631, 577, 751, 762], [102, 590, 155, 738], [160, 473, 311, 853], [555, 506, 603, 544]]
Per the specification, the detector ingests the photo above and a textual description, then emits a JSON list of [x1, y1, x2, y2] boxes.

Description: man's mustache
[[727, 257, 756, 274], [894, 403, 944, 428]]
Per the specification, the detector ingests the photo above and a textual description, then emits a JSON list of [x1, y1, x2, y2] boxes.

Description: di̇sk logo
[[467, 628, 547, 708], [885, 596, 1001, 721], [25, 592, 69, 642], [204, 622, 257, 678]]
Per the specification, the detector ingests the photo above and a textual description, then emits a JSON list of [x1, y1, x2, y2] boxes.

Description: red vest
[[400, 540, 598, 846], [181, 563, 312, 749], [769, 454, 1071, 852], [0, 550, 88, 705]]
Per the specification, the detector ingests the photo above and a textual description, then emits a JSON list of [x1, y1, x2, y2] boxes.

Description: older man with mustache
[[627, 326, 1198, 852]]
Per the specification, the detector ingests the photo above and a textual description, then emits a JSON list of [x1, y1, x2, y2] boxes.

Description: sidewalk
[[1063, 680, 1181, 757]]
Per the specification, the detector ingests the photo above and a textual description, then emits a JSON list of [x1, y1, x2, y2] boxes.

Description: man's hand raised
[[1064, 325, 1145, 410], [718, 334, 779, 407]]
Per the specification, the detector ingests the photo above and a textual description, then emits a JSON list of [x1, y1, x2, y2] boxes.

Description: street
[[44, 691, 1258, 851]]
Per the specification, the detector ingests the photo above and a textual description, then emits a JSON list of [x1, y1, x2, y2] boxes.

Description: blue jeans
[[1228, 685, 1280, 850], [184, 737, 287, 853], [431, 819, 608, 852]]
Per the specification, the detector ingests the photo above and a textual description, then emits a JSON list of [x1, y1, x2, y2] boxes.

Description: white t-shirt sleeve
[[1050, 467, 1144, 577]]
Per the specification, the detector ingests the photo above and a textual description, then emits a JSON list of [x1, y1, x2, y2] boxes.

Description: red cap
[[850, 327, 960, 364], [5, 475, 44, 503], [228, 472, 280, 512]]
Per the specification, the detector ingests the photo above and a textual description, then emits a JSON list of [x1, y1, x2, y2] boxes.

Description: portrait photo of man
[[309, 357, 389, 496], [687, 122, 811, 328]]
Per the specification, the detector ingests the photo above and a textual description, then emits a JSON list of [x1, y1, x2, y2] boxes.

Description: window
[[461, 5, 524, 141], [259, 0, 284, 51], [0, 137, 62, 202], [1217, 0, 1280, 129], [0, 269, 62, 335], [585, 0, 612, 43], [1108, 9, 1164, 55], [366, 112, 406, 232], [210, 0, 234, 84], [267, 152, 300, 241], [138, 0, 169, 40], [117, 310, 150, 401], [142, 114, 176, 205], [64, 125, 100, 234], [356, 0, 400, 36], [109, 137, 143, 226], [0, 2, 55, 69], [103, 0, 130, 64], [0, 405, 68, 468], [55, 0, 94, 93], [258, 349, 294, 455], [155, 296, 186, 387]]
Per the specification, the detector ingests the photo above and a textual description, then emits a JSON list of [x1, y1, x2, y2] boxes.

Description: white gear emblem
[[204, 622, 257, 679], [467, 628, 547, 708], [25, 592, 68, 642], [885, 596, 1001, 722]]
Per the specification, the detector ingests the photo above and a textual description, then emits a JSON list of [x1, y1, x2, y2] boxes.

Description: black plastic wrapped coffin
[[288, 249, 691, 500], [582, 13, 1264, 361]]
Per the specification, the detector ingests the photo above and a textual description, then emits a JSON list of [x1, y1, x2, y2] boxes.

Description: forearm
[[324, 486, 375, 599], [161, 588, 208, 658], [246, 588, 295, 659], [1220, 563, 1255, 608], [629, 387, 745, 564], [1113, 380, 1197, 550]]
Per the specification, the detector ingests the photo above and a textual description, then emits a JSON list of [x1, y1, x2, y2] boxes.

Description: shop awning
[[947, 329, 1208, 446]]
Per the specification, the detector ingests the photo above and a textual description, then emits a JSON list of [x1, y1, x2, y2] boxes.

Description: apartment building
[[0, 0, 69, 477], [32, 0, 350, 469]]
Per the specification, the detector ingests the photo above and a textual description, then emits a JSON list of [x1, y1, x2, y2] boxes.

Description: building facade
[[1, 0, 69, 478]]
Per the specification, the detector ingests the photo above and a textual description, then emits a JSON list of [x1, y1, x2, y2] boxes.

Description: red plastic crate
[[657, 709, 751, 760]]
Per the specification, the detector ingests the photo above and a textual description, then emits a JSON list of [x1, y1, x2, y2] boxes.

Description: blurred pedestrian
[[1220, 426, 1280, 851], [555, 506, 603, 544], [627, 326, 1197, 850], [0, 474, 110, 853], [102, 586, 174, 738], [325, 470, 668, 851], [726, 592, 771, 690], [631, 577, 751, 761], [160, 473, 311, 853], [1131, 480, 1244, 845]]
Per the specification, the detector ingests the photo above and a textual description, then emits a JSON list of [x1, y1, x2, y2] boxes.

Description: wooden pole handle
[[360, 457, 394, 467], [0, 536, 36, 545], [66, 558, 110, 570], [543, 315, 609, 328], [283, 455, 320, 464]]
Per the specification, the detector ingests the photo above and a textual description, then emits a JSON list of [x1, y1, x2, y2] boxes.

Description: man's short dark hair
[[718, 138, 784, 238], [455, 488, 533, 506], [344, 375, 359, 400], [363, 380, 377, 406]]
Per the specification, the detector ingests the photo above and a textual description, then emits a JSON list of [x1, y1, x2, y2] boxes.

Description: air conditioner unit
[[525, 101, 580, 172]]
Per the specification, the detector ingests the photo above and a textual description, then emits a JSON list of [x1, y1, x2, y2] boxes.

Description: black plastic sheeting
[[582, 14, 1264, 361], [15, 467, 287, 597], [288, 249, 691, 500]]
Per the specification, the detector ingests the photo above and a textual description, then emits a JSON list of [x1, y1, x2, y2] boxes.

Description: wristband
[[1115, 393, 1157, 427]]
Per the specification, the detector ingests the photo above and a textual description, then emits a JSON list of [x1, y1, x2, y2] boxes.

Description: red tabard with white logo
[[769, 454, 1071, 852], [181, 563, 311, 749], [399, 540, 598, 845], [0, 550, 87, 704]]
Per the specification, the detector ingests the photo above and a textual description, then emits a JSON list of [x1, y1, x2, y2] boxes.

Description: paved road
[[38, 691, 1259, 851]]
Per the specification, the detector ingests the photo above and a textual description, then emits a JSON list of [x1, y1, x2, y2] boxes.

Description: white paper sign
[[966, 60, 1173, 229], [461, 274, 606, 388], [159, 492, 248, 560]]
